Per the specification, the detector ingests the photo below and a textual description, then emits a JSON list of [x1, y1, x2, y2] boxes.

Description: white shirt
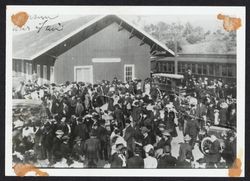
[[145, 83, 151, 95], [22, 126, 35, 138], [144, 156, 158, 168]]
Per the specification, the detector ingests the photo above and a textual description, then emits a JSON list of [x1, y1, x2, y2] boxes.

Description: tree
[[143, 21, 184, 52]]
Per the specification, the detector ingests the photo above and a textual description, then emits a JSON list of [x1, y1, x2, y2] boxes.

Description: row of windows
[[156, 61, 236, 78], [157, 62, 174, 73], [13, 60, 54, 82]]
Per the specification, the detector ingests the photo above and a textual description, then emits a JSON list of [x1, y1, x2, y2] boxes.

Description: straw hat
[[184, 134, 192, 141], [162, 130, 171, 136], [143, 144, 154, 153], [220, 102, 228, 109], [55, 130, 64, 135]]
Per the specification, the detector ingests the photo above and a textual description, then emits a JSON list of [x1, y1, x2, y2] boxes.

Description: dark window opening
[[222, 65, 227, 76], [197, 64, 202, 74], [202, 64, 207, 75]]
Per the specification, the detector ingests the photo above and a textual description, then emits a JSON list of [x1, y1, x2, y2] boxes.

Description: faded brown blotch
[[228, 158, 242, 177], [217, 14, 241, 32], [11, 12, 29, 28], [13, 163, 49, 176]]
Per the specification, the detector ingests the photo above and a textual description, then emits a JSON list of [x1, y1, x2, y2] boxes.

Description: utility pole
[[174, 35, 178, 74]]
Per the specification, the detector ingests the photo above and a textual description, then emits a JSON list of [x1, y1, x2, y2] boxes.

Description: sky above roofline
[[13, 14, 226, 36]]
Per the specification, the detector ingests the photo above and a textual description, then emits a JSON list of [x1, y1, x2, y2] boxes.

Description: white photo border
[[6, 5, 246, 177]]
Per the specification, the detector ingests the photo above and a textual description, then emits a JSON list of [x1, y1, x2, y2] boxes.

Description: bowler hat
[[140, 126, 149, 134], [74, 136, 82, 142], [90, 129, 97, 137], [125, 119, 131, 124]]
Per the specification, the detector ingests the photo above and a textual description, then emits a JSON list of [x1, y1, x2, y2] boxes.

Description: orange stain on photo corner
[[13, 164, 49, 176], [228, 149, 243, 177], [11, 11, 29, 28], [228, 158, 242, 177], [217, 14, 241, 32]]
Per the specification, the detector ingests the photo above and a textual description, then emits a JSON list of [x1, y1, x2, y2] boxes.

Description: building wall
[[54, 22, 152, 84], [13, 55, 55, 87], [154, 54, 236, 83]]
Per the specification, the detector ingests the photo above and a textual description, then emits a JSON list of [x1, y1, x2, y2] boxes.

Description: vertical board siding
[[54, 22, 151, 83]]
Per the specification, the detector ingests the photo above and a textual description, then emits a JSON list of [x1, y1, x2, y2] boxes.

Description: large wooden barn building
[[13, 15, 174, 85]]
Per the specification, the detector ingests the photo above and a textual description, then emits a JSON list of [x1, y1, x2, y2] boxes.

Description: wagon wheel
[[199, 137, 213, 155]]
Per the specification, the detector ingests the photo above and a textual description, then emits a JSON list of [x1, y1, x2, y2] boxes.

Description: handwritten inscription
[[36, 20, 63, 33], [29, 15, 59, 20], [12, 13, 63, 33]]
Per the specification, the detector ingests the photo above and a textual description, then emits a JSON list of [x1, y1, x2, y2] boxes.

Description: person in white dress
[[143, 144, 158, 168]]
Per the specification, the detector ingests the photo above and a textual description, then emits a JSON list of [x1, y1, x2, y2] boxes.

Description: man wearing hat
[[178, 134, 193, 162], [51, 130, 64, 163], [75, 98, 84, 117], [219, 101, 228, 126], [155, 130, 172, 150], [123, 119, 136, 158], [40, 122, 54, 161], [177, 151, 193, 168], [71, 136, 84, 161], [204, 135, 222, 168], [157, 145, 177, 168], [83, 129, 101, 168], [71, 117, 89, 144], [140, 126, 154, 147], [131, 100, 141, 124], [97, 119, 109, 161], [110, 143, 127, 168], [127, 141, 144, 168], [184, 117, 200, 147], [113, 104, 125, 131], [60, 135, 71, 161]]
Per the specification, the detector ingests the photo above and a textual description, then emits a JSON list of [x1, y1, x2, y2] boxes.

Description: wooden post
[[174, 36, 178, 74]]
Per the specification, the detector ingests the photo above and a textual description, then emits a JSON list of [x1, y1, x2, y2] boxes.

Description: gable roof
[[13, 15, 175, 60]]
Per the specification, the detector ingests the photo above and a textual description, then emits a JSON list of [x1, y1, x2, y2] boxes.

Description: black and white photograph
[[6, 6, 245, 176]]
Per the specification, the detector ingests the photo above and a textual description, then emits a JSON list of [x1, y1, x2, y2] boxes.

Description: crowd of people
[[12, 69, 237, 169]]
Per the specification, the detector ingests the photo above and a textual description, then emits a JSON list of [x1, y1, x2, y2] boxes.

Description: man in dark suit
[[41, 122, 54, 162], [71, 136, 84, 161], [97, 119, 109, 161], [51, 130, 64, 164], [123, 119, 136, 158], [127, 142, 144, 168], [178, 134, 193, 162], [177, 151, 193, 168], [184, 117, 200, 147], [60, 135, 71, 161], [113, 104, 125, 132], [204, 135, 221, 168], [110, 143, 127, 168], [131, 100, 141, 125], [71, 117, 89, 143], [83, 129, 101, 168], [157, 145, 177, 168]]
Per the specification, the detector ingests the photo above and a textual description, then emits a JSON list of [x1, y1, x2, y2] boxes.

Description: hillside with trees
[[142, 21, 236, 54]]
